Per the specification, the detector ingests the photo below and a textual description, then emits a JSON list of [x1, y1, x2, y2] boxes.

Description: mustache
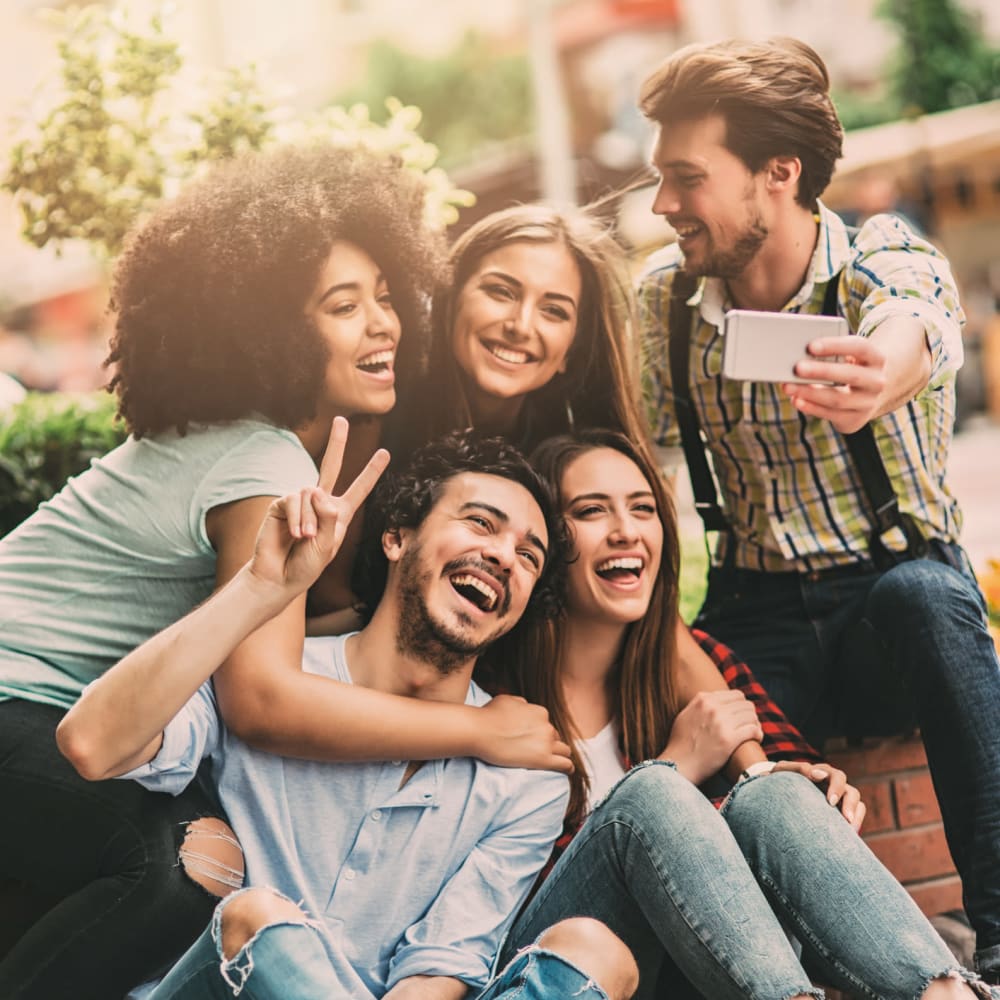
[[442, 557, 512, 616]]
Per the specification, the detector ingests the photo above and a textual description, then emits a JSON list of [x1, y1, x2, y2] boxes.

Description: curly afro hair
[[106, 144, 446, 436], [352, 430, 569, 627]]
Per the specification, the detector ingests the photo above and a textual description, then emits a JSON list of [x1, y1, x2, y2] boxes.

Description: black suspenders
[[667, 253, 928, 570]]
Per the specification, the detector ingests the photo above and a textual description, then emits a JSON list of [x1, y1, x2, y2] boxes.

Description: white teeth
[[596, 557, 643, 573], [674, 224, 700, 239], [357, 349, 393, 369], [451, 573, 498, 610], [488, 344, 531, 365]]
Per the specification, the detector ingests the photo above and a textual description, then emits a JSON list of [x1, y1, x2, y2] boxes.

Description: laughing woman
[[0, 146, 564, 1000], [486, 429, 995, 1000]]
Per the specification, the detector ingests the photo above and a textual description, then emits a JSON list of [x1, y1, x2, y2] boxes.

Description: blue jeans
[[501, 763, 994, 1000], [695, 540, 1000, 976], [148, 889, 610, 1000]]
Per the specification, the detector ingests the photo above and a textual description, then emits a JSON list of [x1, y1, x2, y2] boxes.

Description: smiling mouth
[[672, 222, 703, 243], [356, 349, 394, 374], [484, 341, 534, 366], [449, 572, 500, 612], [595, 557, 644, 583]]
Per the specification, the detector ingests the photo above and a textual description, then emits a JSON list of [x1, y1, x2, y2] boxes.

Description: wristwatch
[[739, 760, 777, 782]]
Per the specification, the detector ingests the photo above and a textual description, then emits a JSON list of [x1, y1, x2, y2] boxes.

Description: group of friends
[[1, 35, 999, 1000]]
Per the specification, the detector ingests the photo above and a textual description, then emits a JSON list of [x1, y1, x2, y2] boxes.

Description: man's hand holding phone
[[783, 335, 889, 434], [720, 309, 888, 434]]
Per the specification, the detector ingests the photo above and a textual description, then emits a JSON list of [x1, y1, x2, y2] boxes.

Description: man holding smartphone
[[638, 36, 1000, 984]]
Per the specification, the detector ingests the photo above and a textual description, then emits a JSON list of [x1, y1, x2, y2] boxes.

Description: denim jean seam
[[753, 870, 880, 999], [590, 809, 775, 998]]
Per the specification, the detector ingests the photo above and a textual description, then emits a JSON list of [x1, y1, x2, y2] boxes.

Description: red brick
[[826, 735, 928, 777], [855, 777, 894, 834], [895, 772, 943, 829], [907, 875, 964, 917], [865, 824, 956, 884]]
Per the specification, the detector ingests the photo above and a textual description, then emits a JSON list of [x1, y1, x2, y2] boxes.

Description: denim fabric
[[124, 634, 568, 996], [501, 762, 820, 1000], [501, 763, 996, 1000], [475, 946, 610, 1000], [695, 541, 1000, 975], [0, 699, 221, 1000], [150, 890, 610, 1000]]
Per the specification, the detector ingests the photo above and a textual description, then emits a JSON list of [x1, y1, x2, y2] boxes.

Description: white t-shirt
[[578, 719, 628, 813]]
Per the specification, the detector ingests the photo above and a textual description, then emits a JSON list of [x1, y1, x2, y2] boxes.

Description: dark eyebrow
[[317, 271, 387, 306], [482, 269, 578, 312], [658, 159, 704, 172], [459, 501, 549, 563], [568, 490, 656, 504]]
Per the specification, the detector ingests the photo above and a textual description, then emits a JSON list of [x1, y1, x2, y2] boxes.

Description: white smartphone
[[721, 309, 847, 383]]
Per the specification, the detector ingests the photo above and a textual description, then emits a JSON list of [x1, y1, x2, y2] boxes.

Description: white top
[[578, 719, 628, 813]]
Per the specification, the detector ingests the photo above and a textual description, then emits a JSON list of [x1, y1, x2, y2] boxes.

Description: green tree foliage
[[4, 4, 473, 261], [878, 0, 1000, 115], [336, 33, 533, 167], [0, 391, 125, 537]]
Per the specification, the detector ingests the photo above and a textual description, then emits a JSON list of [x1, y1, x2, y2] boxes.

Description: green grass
[[678, 529, 712, 624]]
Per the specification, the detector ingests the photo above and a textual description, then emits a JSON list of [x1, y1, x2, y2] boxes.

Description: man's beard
[[683, 194, 768, 279], [394, 542, 511, 676]]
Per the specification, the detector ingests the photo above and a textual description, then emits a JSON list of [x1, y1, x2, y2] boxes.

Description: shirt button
[[343, 868, 355, 881], [371, 810, 382, 821]]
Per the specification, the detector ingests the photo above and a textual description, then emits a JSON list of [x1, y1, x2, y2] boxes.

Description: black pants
[[0, 699, 223, 1000]]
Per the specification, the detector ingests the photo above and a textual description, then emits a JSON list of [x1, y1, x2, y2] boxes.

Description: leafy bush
[[0, 391, 125, 537]]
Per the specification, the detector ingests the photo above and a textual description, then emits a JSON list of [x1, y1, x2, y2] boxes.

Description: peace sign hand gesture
[[249, 416, 389, 598]]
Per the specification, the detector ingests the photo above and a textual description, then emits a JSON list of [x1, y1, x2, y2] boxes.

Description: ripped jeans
[[500, 762, 996, 1000], [0, 699, 236, 1000], [148, 888, 611, 1000]]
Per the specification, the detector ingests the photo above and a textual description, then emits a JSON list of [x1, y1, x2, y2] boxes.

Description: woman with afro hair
[[0, 144, 566, 1000]]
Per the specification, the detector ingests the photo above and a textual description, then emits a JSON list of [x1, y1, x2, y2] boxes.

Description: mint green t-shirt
[[0, 419, 317, 708]]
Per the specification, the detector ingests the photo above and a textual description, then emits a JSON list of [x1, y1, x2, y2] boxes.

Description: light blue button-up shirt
[[125, 634, 569, 998]]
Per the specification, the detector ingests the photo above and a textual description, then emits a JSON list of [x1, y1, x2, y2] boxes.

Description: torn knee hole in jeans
[[178, 817, 245, 896]]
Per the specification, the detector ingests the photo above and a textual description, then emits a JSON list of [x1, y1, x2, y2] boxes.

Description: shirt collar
[[697, 200, 849, 325]]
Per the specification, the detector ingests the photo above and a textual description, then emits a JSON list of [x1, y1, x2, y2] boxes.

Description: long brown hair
[[479, 430, 681, 829], [402, 204, 648, 453]]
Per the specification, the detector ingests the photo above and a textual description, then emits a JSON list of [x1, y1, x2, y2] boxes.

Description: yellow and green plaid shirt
[[639, 203, 964, 573]]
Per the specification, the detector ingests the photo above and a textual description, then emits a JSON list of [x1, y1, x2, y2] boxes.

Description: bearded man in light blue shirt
[[58, 426, 638, 1000]]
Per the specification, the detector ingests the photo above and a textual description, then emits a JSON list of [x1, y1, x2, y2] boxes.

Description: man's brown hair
[[639, 37, 843, 207]]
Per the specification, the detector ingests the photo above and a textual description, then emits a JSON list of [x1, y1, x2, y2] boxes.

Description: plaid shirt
[[638, 204, 965, 573], [544, 629, 820, 876]]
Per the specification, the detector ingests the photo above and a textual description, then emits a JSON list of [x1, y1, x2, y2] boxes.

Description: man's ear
[[382, 526, 407, 563], [765, 156, 801, 194]]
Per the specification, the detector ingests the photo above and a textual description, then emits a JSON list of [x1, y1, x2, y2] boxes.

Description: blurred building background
[[1, 0, 998, 412]]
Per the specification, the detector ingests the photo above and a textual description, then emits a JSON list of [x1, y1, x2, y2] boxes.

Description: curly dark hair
[[352, 430, 568, 626], [106, 143, 446, 436]]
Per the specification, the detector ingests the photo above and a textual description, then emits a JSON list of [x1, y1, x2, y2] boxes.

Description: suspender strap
[[822, 269, 928, 568], [668, 271, 728, 532], [667, 226, 927, 568]]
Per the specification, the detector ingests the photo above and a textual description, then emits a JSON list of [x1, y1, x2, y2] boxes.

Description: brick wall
[[823, 731, 961, 917]]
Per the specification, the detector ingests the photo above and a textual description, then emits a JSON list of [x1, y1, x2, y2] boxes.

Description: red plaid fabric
[[544, 629, 821, 875]]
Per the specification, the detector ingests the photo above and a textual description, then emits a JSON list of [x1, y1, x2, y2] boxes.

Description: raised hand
[[660, 689, 763, 786], [477, 694, 574, 774], [249, 416, 389, 597]]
